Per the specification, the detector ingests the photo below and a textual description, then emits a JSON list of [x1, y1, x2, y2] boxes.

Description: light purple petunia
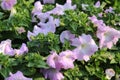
[[1, 0, 17, 10], [0, 39, 14, 56], [72, 34, 98, 61], [14, 43, 28, 56], [97, 26, 120, 49], [5, 71, 32, 80], [36, 13, 50, 23], [47, 0, 76, 15], [59, 50, 76, 69], [32, 1, 43, 15], [88, 15, 105, 27], [60, 30, 75, 43], [37, 16, 59, 35], [94, 1, 100, 8], [43, 0, 55, 4], [104, 7, 114, 13], [41, 68, 64, 80], [47, 51, 62, 70], [47, 3, 65, 15]]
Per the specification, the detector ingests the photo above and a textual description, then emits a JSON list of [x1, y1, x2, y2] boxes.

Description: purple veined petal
[[41, 68, 64, 80], [1, 0, 17, 10], [5, 71, 32, 80], [71, 38, 81, 47], [94, 1, 100, 8], [43, 0, 55, 4]]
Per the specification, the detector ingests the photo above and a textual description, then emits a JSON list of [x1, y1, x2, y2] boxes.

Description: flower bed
[[0, 0, 120, 80]]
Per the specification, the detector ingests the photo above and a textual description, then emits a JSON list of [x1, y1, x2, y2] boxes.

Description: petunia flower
[[43, 0, 55, 4], [88, 15, 105, 27], [47, 0, 76, 15], [14, 43, 28, 56], [63, 0, 76, 11], [104, 7, 114, 13], [41, 68, 64, 80], [37, 16, 59, 35], [60, 30, 75, 43], [97, 26, 120, 49], [94, 1, 100, 8], [59, 50, 76, 69], [5, 71, 32, 80], [32, 1, 43, 15], [1, 0, 17, 10], [46, 3, 65, 15], [0, 39, 14, 56], [105, 68, 115, 80], [72, 34, 98, 61], [36, 13, 50, 23]]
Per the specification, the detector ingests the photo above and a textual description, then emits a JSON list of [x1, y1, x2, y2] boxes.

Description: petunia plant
[[0, 0, 120, 80]]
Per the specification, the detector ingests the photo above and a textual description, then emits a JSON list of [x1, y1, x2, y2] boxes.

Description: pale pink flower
[[94, 1, 100, 8], [17, 27, 26, 34], [41, 68, 64, 80], [43, 0, 55, 4], [105, 68, 115, 80], [72, 34, 98, 61], [5, 71, 32, 80], [60, 30, 75, 43], [0, 39, 14, 56], [97, 26, 120, 49], [59, 50, 76, 69], [1, 0, 17, 10]]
